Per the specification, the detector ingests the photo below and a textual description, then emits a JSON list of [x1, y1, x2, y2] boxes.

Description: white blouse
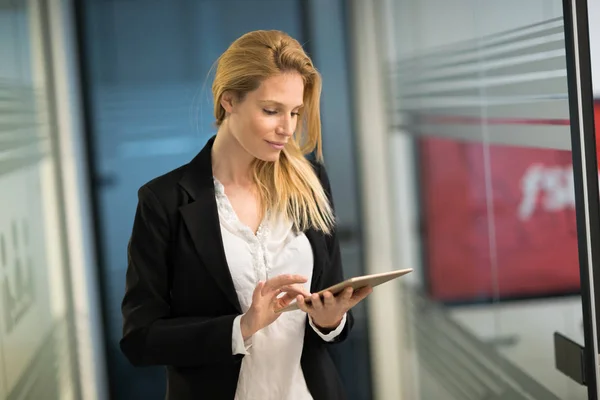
[[213, 178, 347, 400]]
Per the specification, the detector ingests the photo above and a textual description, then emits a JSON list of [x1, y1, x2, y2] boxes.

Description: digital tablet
[[277, 268, 413, 313]]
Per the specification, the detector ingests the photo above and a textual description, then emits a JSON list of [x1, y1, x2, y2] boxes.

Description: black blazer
[[120, 136, 354, 399]]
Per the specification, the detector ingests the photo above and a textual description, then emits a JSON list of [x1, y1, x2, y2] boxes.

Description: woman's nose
[[277, 117, 294, 136]]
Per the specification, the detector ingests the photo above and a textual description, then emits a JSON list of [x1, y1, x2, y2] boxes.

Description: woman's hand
[[297, 286, 373, 331], [240, 274, 309, 340]]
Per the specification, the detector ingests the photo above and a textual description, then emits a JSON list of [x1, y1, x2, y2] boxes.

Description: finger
[[280, 290, 307, 304], [253, 281, 265, 302], [280, 284, 311, 298], [296, 295, 311, 313], [311, 293, 323, 311], [322, 291, 335, 308], [337, 287, 354, 308], [276, 292, 296, 308], [342, 287, 353, 302], [264, 274, 308, 293], [353, 286, 372, 299], [350, 286, 373, 306], [272, 284, 310, 304]]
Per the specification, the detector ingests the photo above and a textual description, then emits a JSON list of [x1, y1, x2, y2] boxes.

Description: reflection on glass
[[0, 1, 80, 399], [383, 0, 587, 399]]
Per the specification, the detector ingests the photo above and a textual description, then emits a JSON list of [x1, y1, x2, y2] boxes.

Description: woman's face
[[222, 72, 305, 162]]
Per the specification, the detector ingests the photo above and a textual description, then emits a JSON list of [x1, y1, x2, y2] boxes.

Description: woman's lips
[[266, 141, 285, 150]]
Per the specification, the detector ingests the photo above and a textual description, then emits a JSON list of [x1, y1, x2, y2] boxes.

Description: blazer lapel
[[305, 229, 325, 293], [178, 137, 242, 313]]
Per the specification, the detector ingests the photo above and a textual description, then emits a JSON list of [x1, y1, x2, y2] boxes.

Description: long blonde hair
[[212, 30, 334, 234]]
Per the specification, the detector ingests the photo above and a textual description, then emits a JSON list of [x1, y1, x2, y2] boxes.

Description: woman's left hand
[[296, 286, 373, 330]]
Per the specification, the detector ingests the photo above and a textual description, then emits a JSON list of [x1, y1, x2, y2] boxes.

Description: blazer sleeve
[[120, 185, 242, 368], [311, 162, 355, 344]]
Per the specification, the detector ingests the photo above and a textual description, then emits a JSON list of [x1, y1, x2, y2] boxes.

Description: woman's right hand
[[240, 274, 309, 340]]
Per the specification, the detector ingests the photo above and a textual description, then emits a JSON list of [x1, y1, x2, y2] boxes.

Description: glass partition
[[0, 0, 81, 398], [380, 0, 597, 398]]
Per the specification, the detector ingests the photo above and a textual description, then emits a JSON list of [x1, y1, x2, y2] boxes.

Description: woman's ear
[[220, 91, 235, 114]]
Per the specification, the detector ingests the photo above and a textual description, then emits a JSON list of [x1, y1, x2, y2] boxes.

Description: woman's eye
[[291, 112, 300, 117], [263, 109, 277, 115]]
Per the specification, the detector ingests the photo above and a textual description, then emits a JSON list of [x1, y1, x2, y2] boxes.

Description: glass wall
[[381, 0, 591, 398], [0, 0, 81, 398]]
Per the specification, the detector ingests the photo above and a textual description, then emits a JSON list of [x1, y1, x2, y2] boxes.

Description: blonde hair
[[212, 30, 334, 234]]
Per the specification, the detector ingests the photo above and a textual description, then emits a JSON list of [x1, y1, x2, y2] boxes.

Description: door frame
[[563, 0, 600, 398]]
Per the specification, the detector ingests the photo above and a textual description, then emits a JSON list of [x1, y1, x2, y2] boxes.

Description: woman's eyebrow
[[259, 100, 304, 108]]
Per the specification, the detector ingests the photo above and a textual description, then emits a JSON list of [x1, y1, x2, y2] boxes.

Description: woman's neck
[[211, 124, 255, 187]]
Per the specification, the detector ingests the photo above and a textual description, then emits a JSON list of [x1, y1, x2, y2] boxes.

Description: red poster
[[419, 103, 600, 302]]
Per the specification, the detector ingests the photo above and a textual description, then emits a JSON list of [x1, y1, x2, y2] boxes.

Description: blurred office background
[[1, 0, 599, 399]]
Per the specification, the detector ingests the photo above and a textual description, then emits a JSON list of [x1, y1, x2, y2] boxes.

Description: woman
[[120, 30, 371, 400]]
